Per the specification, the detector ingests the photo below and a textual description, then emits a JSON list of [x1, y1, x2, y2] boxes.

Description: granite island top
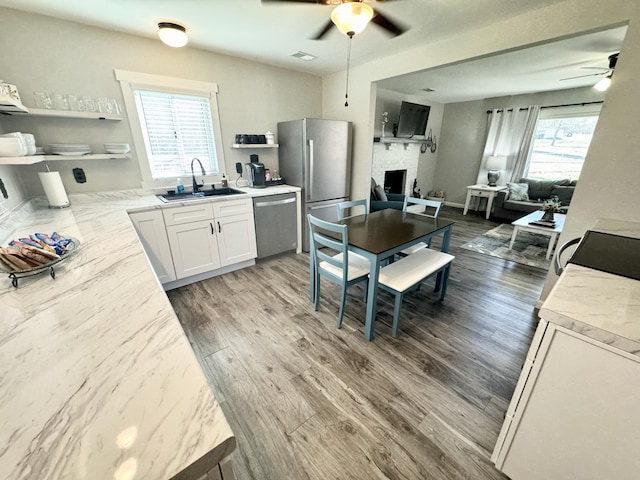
[[539, 218, 640, 357], [0, 188, 293, 479]]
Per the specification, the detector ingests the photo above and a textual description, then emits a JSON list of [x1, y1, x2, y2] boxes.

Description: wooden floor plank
[[168, 206, 545, 479]]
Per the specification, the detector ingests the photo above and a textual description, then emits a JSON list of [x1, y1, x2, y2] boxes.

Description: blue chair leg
[[314, 273, 321, 311], [362, 279, 368, 302], [439, 265, 451, 300], [309, 258, 315, 303], [337, 285, 347, 328], [434, 270, 442, 292], [391, 291, 404, 337]]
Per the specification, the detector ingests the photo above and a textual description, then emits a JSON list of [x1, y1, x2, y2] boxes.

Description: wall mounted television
[[395, 101, 431, 138]]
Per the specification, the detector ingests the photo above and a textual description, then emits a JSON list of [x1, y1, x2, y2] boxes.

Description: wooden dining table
[[337, 208, 454, 341]]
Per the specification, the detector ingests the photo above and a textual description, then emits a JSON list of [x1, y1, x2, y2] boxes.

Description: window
[[526, 107, 600, 181], [115, 70, 225, 188], [134, 90, 218, 179]]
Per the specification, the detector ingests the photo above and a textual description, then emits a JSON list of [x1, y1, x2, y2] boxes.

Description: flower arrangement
[[542, 195, 562, 212], [381, 111, 388, 137]]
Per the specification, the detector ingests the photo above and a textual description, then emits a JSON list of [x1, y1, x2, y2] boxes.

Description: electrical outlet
[[73, 168, 87, 183]]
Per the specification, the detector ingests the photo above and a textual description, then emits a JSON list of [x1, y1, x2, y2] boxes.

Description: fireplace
[[384, 169, 406, 194]]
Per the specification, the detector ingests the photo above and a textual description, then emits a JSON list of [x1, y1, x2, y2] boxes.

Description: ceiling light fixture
[[330, 2, 374, 37], [157, 22, 188, 48], [593, 74, 612, 91]]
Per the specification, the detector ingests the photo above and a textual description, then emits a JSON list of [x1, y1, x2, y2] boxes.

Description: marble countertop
[[0, 190, 244, 479], [539, 218, 640, 357]]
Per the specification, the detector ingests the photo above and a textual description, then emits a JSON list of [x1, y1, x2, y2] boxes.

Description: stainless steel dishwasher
[[252, 193, 297, 259]]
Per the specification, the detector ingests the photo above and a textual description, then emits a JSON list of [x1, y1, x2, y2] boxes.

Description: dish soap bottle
[[176, 178, 185, 194], [221, 174, 228, 187]]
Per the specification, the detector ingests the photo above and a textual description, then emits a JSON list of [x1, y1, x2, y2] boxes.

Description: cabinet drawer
[[213, 197, 253, 218], [163, 203, 213, 226], [470, 189, 490, 197]]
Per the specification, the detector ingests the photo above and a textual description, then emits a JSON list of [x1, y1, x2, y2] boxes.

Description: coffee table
[[509, 210, 566, 260]]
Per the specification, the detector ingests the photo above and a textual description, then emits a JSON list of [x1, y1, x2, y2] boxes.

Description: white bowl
[[0, 138, 26, 157], [104, 143, 130, 154]]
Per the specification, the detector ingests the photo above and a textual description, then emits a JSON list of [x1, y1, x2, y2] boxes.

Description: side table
[[463, 184, 507, 220]]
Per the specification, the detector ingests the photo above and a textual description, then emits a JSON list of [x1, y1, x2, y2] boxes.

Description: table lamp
[[486, 156, 507, 186]]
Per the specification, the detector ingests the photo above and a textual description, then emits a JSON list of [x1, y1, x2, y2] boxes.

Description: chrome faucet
[[191, 158, 206, 193]]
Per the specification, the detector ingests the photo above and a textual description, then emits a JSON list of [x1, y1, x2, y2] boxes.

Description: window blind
[[133, 89, 218, 179]]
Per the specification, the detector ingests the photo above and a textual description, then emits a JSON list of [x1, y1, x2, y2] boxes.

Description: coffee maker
[[245, 154, 267, 188]]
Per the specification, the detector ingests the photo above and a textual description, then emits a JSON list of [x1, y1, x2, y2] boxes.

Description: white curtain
[[476, 105, 541, 185]]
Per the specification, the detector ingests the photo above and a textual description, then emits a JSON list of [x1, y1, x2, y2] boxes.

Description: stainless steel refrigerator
[[277, 118, 352, 251]]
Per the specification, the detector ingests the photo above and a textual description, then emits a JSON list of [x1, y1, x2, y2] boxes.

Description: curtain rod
[[486, 101, 603, 114]]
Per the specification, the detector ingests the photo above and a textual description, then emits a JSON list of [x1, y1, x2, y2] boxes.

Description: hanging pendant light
[[157, 22, 188, 48], [331, 2, 374, 37]]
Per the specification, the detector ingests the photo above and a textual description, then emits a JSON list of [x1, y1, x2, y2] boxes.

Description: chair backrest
[[337, 199, 368, 220], [307, 214, 349, 281], [402, 196, 442, 219]]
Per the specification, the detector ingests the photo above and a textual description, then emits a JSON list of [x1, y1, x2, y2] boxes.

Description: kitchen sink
[[157, 187, 246, 202]]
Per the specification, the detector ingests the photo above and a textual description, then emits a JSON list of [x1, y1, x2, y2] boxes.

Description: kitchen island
[[0, 190, 243, 479], [492, 219, 640, 480]]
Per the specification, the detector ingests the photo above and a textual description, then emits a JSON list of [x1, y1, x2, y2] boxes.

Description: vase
[[541, 209, 555, 222]]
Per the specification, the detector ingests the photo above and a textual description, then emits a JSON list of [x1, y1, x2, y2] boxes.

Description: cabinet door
[[498, 325, 640, 480], [216, 213, 257, 267], [129, 210, 176, 283], [167, 220, 221, 279]]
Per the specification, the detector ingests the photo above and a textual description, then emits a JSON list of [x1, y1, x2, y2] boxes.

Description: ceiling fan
[[560, 52, 619, 82], [261, 0, 408, 39]]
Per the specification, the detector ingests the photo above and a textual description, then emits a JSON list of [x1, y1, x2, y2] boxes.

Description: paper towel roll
[[38, 171, 70, 208]]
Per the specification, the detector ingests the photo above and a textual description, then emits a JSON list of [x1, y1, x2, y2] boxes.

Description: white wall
[[323, 0, 640, 299], [372, 89, 443, 197], [436, 86, 606, 206], [0, 7, 322, 196]]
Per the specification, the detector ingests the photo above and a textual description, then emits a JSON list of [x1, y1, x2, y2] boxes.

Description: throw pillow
[[507, 182, 529, 201], [373, 185, 388, 201]]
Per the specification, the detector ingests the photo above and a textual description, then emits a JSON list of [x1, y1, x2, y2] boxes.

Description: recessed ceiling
[[377, 26, 628, 103]]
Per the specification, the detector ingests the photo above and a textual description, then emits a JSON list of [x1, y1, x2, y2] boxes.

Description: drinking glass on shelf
[[82, 95, 97, 112], [52, 93, 69, 110], [34, 91, 52, 109], [66, 94, 80, 111], [98, 97, 114, 114]]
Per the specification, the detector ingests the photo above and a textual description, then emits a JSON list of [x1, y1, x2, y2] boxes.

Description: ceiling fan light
[[594, 75, 612, 91], [158, 22, 188, 48], [331, 2, 374, 37]]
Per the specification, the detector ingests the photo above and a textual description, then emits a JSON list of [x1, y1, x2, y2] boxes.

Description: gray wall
[[435, 86, 606, 206], [0, 7, 322, 197]]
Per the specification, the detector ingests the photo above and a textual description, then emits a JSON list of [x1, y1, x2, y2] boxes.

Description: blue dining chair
[[399, 196, 443, 256], [336, 199, 368, 220], [307, 214, 370, 328]]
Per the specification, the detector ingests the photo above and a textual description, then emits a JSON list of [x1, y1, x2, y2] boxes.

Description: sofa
[[491, 178, 577, 221], [370, 178, 406, 212]]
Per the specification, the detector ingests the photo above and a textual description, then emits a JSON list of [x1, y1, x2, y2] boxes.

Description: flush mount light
[[157, 22, 188, 48], [330, 2, 374, 37]]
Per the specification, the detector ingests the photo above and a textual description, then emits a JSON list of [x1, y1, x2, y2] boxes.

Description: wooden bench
[[378, 248, 455, 337]]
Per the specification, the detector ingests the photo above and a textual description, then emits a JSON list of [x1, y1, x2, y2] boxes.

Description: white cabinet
[[167, 220, 222, 278], [162, 198, 257, 281], [493, 321, 640, 479], [129, 209, 176, 283]]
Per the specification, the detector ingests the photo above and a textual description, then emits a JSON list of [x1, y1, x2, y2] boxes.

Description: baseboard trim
[[163, 259, 255, 290], [444, 201, 464, 209]]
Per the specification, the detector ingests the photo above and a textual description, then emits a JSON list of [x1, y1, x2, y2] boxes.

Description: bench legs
[[390, 264, 451, 338]]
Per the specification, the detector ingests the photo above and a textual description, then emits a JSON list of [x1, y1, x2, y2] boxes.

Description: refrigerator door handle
[[308, 139, 314, 200]]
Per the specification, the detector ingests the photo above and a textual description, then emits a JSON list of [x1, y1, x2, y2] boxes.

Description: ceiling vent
[[290, 51, 317, 61]]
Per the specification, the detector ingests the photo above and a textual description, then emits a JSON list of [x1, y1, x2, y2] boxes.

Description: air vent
[[290, 51, 317, 61]]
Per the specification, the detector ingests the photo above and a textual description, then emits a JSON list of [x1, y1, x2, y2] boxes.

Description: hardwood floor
[[168, 207, 547, 480]]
